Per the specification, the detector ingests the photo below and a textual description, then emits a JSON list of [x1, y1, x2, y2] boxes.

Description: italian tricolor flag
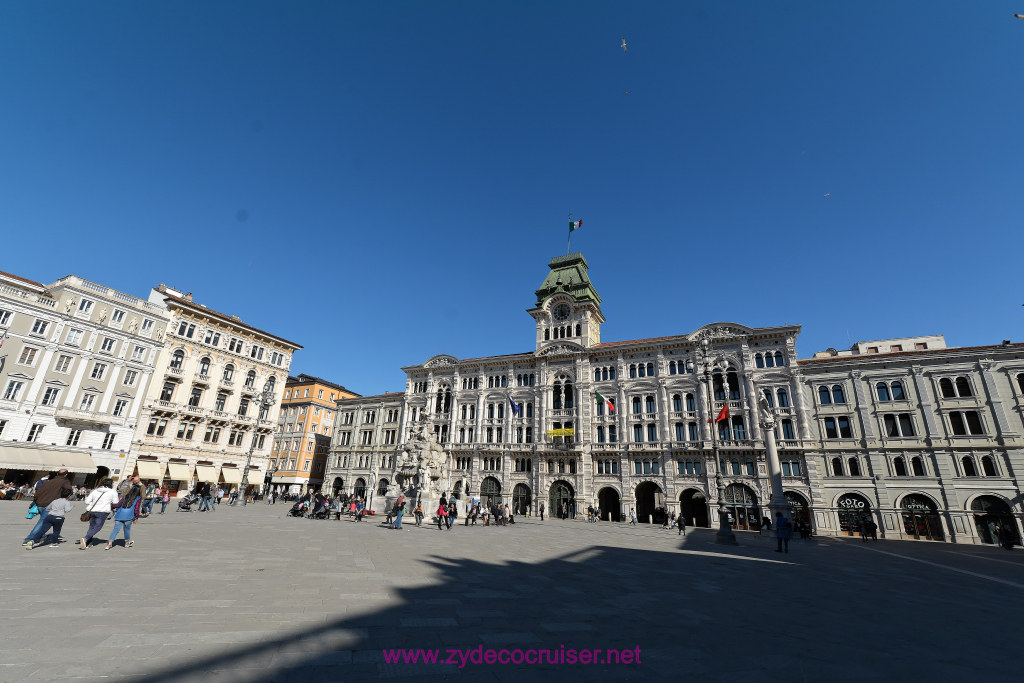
[[595, 391, 614, 413], [569, 219, 582, 232]]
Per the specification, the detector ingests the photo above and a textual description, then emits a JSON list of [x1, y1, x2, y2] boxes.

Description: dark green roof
[[533, 252, 602, 309]]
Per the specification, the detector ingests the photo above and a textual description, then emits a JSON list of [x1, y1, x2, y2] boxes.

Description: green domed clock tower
[[527, 252, 605, 352]]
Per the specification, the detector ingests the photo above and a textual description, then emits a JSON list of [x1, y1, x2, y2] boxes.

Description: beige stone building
[[125, 285, 301, 496], [0, 271, 170, 484]]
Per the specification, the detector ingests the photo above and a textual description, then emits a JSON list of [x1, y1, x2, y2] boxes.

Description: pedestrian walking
[[158, 486, 170, 514], [1000, 522, 1016, 550], [106, 480, 143, 549], [392, 501, 406, 530], [629, 509, 638, 526], [775, 512, 792, 554], [436, 502, 449, 530], [414, 502, 424, 526], [142, 482, 157, 515], [23, 469, 74, 546], [539, 502, 545, 521], [79, 478, 119, 549], [677, 512, 686, 536], [562, 502, 567, 519], [26, 490, 75, 548]]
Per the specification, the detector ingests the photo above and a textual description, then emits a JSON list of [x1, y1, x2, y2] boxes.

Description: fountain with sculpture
[[385, 421, 453, 519]]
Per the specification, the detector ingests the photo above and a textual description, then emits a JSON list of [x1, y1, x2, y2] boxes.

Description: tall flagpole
[[567, 212, 572, 254]]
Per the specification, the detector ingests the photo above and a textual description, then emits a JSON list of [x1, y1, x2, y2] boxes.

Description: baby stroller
[[177, 492, 199, 512], [310, 501, 330, 520], [288, 500, 308, 518]]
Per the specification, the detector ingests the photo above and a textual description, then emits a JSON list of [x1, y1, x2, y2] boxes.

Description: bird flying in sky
[[1014, 13, 1024, 19], [824, 193, 831, 198], [621, 38, 627, 53]]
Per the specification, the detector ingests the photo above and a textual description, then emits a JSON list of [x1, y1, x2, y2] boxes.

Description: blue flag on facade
[[508, 394, 520, 416]]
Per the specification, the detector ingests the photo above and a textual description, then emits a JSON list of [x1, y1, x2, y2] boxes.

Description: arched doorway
[[549, 480, 575, 519], [452, 480, 463, 500], [597, 487, 621, 521], [723, 483, 760, 531], [971, 496, 1018, 546], [836, 492, 872, 536], [480, 476, 502, 507], [353, 477, 367, 500], [332, 477, 343, 496], [635, 481, 664, 524], [900, 494, 945, 541], [680, 489, 709, 528], [512, 483, 532, 516], [785, 491, 811, 528]]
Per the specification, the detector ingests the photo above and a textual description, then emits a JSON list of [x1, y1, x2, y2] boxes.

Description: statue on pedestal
[[394, 420, 451, 517]]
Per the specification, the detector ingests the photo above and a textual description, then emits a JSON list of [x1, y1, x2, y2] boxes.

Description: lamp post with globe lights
[[687, 335, 738, 545], [239, 380, 276, 507]]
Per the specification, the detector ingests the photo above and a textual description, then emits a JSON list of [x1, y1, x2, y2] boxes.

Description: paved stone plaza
[[1, 501, 1021, 682]]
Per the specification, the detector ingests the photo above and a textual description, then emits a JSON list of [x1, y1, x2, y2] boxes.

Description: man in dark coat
[[23, 469, 73, 545]]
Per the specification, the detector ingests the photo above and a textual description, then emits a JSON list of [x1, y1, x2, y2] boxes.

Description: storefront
[[835, 492, 873, 536], [0, 445, 97, 484], [900, 494, 945, 541], [722, 483, 760, 531], [970, 495, 1018, 546], [785, 491, 812, 528], [165, 461, 193, 496]]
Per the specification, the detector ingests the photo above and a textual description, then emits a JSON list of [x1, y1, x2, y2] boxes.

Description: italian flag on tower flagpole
[[569, 219, 582, 231], [595, 390, 614, 413]]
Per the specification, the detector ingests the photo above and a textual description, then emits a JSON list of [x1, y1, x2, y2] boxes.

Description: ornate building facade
[[0, 271, 170, 484], [324, 392, 404, 510], [323, 252, 1024, 546], [125, 285, 301, 495]]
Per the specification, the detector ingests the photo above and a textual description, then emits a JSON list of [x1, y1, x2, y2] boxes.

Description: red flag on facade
[[715, 404, 730, 422]]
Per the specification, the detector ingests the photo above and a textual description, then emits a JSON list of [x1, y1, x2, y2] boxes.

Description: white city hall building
[[341, 252, 1023, 546]]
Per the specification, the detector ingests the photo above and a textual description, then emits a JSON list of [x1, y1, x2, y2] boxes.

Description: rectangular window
[[688, 423, 699, 441], [160, 382, 175, 402], [101, 433, 116, 449], [177, 322, 196, 338], [131, 345, 147, 361], [155, 419, 168, 436], [0, 419, 6, 437], [965, 411, 984, 435], [147, 418, 159, 435], [824, 418, 838, 439], [204, 330, 221, 345], [238, 398, 250, 416], [361, 430, 373, 445], [229, 337, 241, 353], [4, 380, 25, 401], [781, 420, 794, 439], [27, 423, 44, 441], [17, 346, 38, 366], [0, 309, 11, 325], [79, 394, 97, 411], [189, 388, 202, 407], [91, 362, 107, 381], [340, 431, 351, 445], [141, 318, 154, 334], [891, 345, 903, 352], [306, 441, 313, 452], [113, 399, 129, 417], [78, 299, 94, 315], [111, 309, 125, 325], [66, 429, 82, 446], [838, 417, 852, 438], [647, 424, 658, 441], [100, 337, 116, 353], [54, 355, 73, 373], [633, 425, 643, 442], [41, 387, 61, 406], [123, 370, 138, 387], [30, 319, 49, 336]]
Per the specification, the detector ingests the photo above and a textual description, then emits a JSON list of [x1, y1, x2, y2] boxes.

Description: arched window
[[646, 362, 654, 376], [637, 364, 646, 378], [602, 368, 608, 381], [645, 396, 655, 413], [686, 394, 695, 411], [558, 460, 566, 474], [774, 351, 785, 367], [819, 386, 832, 405], [634, 459, 642, 474], [876, 382, 890, 402], [650, 460, 658, 474], [762, 389, 774, 408], [981, 456, 997, 476], [564, 382, 574, 409], [727, 372, 740, 400], [575, 324, 581, 336], [764, 353, 775, 368], [962, 457, 977, 477], [777, 388, 789, 407], [245, 370, 256, 388], [755, 354, 764, 368], [552, 384, 562, 410], [170, 350, 185, 369], [544, 329, 550, 340], [594, 369, 601, 382], [847, 457, 861, 476], [955, 377, 972, 397], [198, 357, 211, 375], [672, 394, 682, 412], [629, 364, 637, 379], [831, 457, 844, 476], [832, 385, 846, 403], [222, 364, 234, 381], [569, 460, 577, 474], [911, 457, 925, 476], [744, 459, 754, 476], [526, 403, 534, 418], [632, 397, 642, 414], [890, 381, 905, 400], [713, 372, 726, 400], [669, 361, 677, 374], [730, 458, 740, 475], [939, 378, 955, 398], [893, 457, 907, 476]]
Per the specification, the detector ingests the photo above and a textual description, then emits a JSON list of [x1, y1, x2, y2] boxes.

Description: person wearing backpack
[[106, 478, 143, 549]]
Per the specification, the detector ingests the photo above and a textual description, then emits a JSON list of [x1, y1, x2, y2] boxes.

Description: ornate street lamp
[[240, 380, 276, 507], [687, 335, 738, 545]]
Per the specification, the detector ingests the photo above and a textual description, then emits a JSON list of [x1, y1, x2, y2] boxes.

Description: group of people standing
[[21, 470, 146, 550]]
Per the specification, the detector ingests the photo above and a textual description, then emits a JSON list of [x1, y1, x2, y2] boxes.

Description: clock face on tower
[[553, 303, 572, 322]]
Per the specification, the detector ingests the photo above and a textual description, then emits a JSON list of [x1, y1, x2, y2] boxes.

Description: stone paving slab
[[1, 501, 1022, 681]]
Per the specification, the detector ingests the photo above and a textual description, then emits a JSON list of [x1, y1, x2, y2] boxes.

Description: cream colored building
[[0, 271, 170, 484], [125, 285, 301, 495]]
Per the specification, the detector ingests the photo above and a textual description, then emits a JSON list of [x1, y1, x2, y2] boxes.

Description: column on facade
[[848, 371, 875, 440], [978, 361, 1018, 438], [909, 368, 942, 438], [61, 352, 92, 409], [742, 372, 762, 441], [790, 378, 813, 441], [24, 345, 59, 403], [657, 380, 671, 446]]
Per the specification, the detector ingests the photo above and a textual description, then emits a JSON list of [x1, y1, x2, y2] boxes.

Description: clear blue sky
[[2, 2, 1022, 395]]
